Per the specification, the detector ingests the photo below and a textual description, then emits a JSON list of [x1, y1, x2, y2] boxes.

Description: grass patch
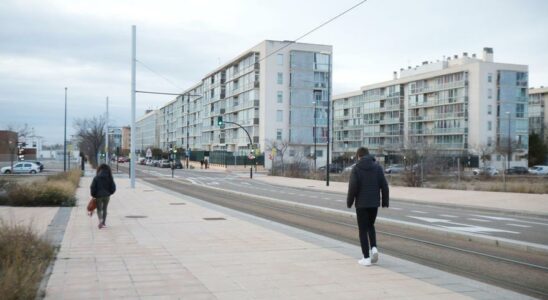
[[0, 169, 81, 206], [0, 221, 55, 300]]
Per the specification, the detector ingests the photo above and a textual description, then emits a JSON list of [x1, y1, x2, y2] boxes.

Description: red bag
[[87, 197, 97, 216]]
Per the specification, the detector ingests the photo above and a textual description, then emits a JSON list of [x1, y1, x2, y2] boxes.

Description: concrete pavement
[[43, 175, 531, 299]]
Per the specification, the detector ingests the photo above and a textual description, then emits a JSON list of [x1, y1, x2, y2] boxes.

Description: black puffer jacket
[[346, 155, 389, 208], [90, 171, 116, 198]]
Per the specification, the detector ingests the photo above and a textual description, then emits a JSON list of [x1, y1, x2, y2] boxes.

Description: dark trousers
[[356, 207, 378, 258], [96, 196, 110, 224]]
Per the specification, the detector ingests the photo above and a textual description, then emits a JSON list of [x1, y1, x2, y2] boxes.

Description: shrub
[[0, 170, 80, 207], [0, 222, 55, 300]]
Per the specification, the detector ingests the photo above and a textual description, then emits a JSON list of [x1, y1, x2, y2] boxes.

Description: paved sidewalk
[[44, 176, 530, 299], [253, 176, 548, 216]]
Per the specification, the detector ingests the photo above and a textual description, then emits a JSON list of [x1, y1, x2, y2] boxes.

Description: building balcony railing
[[408, 112, 466, 122], [408, 128, 466, 135], [409, 97, 466, 108], [409, 81, 466, 95], [433, 143, 465, 149]]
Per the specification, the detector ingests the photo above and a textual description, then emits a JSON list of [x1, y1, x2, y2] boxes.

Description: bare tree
[[74, 116, 106, 168], [471, 143, 494, 170], [265, 139, 290, 175]]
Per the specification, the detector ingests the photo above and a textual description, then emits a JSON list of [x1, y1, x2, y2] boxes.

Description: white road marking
[[411, 210, 427, 214], [474, 215, 548, 226], [440, 214, 458, 218], [390, 207, 402, 210], [323, 198, 331, 200], [467, 218, 491, 223], [507, 223, 531, 228], [408, 216, 520, 234], [336, 200, 344, 202]]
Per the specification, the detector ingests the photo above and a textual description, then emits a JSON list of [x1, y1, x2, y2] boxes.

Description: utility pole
[[186, 94, 190, 168], [130, 25, 136, 188], [313, 100, 317, 171], [506, 111, 511, 170], [64, 87, 67, 171], [105, 96, 109, 164], [326, 53, 331, 186]]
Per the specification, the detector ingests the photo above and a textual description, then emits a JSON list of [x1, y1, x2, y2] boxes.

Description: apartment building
[[333, 48, 529, 169], [153, 40, 332, 169], [529, 87, 548, 142], [135, 109, 159, 154]]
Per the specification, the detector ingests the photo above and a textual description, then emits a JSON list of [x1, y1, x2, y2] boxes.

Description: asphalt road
[[125, 164, 548, 246]]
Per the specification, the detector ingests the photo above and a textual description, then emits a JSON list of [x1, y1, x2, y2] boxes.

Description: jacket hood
[[97, 170, 110, 178], [356, 155, 376, 171]]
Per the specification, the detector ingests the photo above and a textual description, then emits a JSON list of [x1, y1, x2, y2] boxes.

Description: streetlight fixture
[[313, 99, 317, 171], [64, 87, 67, 171], [505, 111, 511, 170]]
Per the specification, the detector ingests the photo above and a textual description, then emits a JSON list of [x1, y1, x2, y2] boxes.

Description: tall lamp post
[[506, 111, 511, 170], [313, 100, 317, 170], [64, 87, 67, 171], [325, 53, 332, 186]]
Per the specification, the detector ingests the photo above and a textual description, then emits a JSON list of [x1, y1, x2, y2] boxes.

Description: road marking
[[336, 200, 344, 202], [440, 214, 457, 218], [411, 210, 427, 214], [467, 218, 491, 223], [474, 215, 548, 226], [507, 223, 531, 228], [390, 207, 402, 210], [408, 216, 520, 234], [323, 198, 331, 200]]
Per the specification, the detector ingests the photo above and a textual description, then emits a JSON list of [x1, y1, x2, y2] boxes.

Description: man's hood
[[355, 155, 376, 171]]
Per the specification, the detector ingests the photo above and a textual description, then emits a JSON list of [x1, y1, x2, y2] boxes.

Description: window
[[277, 91, 283, 103], [488, 121, 492, 131], [276, 129, 282, 140], [289, 150, 295, 157], [487, 136, 492, 147], [496, 155, 501, 161], [276, 110, 283, 122], [277, 72, 283, 84], [488, 73, 492, 83], [516, 103, 525, 118], [276, 54, 283, 65], [316, 150, 323, 157], [487, 105, 492, 115], [488, 88, 492, 99]]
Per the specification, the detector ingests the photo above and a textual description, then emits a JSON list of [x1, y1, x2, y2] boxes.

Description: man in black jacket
[[347, 147, 389, 266]]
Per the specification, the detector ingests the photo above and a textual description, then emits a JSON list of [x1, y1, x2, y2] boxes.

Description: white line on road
[[390, 207, 402, 210], [467, 218, 491, 223], [440, 214, 458, 218], [507, 223, 531, 228], [411, 210, 427, 214], [473, 214, 548, 226]]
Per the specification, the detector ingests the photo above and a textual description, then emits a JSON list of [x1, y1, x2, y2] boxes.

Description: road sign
[[248, 154, 255, 160], [146, 148, 152, 158]]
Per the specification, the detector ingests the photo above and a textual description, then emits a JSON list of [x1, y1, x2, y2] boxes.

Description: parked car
[[173, 161, 183, 169], [318, 164, 343, 173], [528, 165, 548, 175], [385, 164, 404, 174], [472, 166, 499, 176], [25, 160, 44, 171], [342, 163, 356, 174], [1, 162, 41, 174], [117, 157, 129, 163], [138, 157, 146, 165], [505, 166, 529, 175], [160, 159, 171, 168]]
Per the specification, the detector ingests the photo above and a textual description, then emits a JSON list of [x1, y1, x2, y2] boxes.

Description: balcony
[[408, 128, 466, 135]]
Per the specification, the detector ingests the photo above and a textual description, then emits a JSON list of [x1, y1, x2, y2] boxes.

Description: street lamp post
[[64, 87, 67, 171], [313, 100, 317, 171], [326, 54, 332, 186], [506, 111, 511, 170]]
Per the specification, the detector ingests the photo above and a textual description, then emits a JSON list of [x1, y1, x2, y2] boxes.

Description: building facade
[[135, 110, 159, 154], [528, 87, 548, 142], [151, 40, 332, 169], [333, 48, 529, 169]]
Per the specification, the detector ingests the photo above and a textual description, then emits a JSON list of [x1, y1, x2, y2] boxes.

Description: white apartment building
[[154, 40, 332, 169], [529, 87, 548, 142], [135, 109, 159, 154], [333, 48, 529, 169]]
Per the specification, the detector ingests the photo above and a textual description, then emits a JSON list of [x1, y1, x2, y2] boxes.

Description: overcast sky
[[1, 0, 547, 145]]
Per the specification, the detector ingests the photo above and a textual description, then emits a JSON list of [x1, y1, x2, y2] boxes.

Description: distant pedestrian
[[200, 160, 204, 169], [90, 164, 116, 229], [204, 158, 209, 169], [346, 147, 389, 266]]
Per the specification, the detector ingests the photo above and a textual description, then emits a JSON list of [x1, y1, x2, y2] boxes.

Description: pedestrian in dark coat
[[90, 164, 116, 229], [347, 147, 389, 266]]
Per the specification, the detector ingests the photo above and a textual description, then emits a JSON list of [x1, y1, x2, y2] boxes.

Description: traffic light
[[217, 116, 223, 126]]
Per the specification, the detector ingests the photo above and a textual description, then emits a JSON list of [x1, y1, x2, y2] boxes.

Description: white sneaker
[[358, 257, 371, 266], [371, 247, 379, 263]]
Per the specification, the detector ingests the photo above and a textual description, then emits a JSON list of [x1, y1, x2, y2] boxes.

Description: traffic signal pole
[[218, 118, 254, 179]]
